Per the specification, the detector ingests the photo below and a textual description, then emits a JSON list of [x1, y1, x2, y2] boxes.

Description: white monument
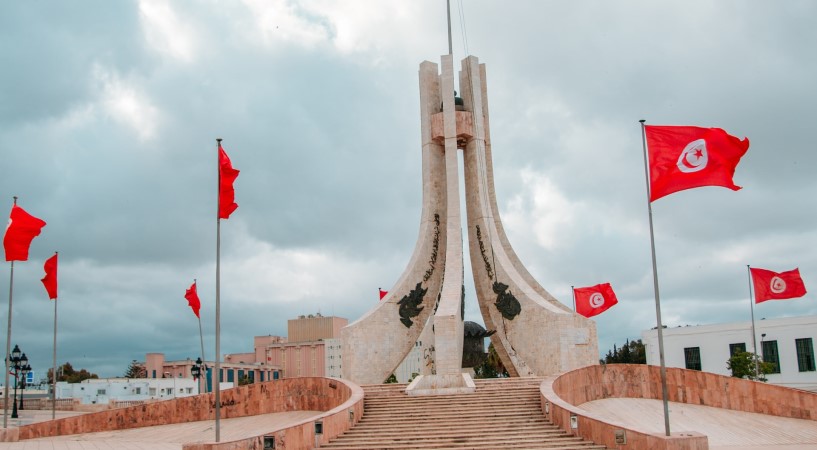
[[342, 55, 598, 393]]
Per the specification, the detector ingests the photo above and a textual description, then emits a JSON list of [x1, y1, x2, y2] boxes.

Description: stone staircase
[[319, 377, 606, 449]]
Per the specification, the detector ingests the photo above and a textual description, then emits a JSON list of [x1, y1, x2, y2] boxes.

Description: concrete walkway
[[0, 409, 321, 449], [579, 397, 817, 450]]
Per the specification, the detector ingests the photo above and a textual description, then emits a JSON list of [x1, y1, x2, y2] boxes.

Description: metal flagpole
[[215, 139, 222, 442], [52, 252, 59, 420], [198, 316, 206, 393], [571, 285, 576, 311], [3, 196, 18, 429], [639, 120, 671, 436], [446, 0, 453, 56], [193, 278, 206, 394], [747, 265, 759, 378]]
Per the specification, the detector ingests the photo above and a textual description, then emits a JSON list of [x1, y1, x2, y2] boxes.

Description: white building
[[642, 315, 817, 392], [324, 338, 343, 378], [56, 377, 232, 404]]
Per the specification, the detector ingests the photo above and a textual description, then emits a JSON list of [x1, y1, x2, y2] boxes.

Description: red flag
[[379, 288, 388, 301], [3, 204, 47, 261], [41, 252, 58, 299], [750, 267, 807, 303], [645, 125, 749, 202], [574, 283, 618, 318], [218, 143, 239, 219], [185, 281, 201, 318]]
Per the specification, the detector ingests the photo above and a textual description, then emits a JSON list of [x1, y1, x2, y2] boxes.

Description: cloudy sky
[[1, 1, 815, 379]]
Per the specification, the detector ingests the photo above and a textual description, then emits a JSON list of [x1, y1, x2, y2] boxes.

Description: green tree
[[474, 343, 508, 378], [603, 339, 647, 364], [123, 360, 147, 378], [47, 362, 99, 383], [238, 375, 253, 386], [384, 373, 398, 383], [727, 351, 774, 381]]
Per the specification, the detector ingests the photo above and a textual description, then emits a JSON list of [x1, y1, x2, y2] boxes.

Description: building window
[[684, 347, 701, 371], [761, 340, 780, 374], [97, 389, 106, 395], [729, 343, 746, 356], [795, 338, 815, 372]]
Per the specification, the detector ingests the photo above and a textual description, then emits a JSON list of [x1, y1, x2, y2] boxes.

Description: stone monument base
[[405, 373, 476, 396]]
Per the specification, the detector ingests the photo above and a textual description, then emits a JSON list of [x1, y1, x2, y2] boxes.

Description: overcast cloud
[[1, 1, 815, 378]]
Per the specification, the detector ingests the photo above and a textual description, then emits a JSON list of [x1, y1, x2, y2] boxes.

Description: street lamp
[[9, 345, 31, 419], [191, 357, 202, 395]]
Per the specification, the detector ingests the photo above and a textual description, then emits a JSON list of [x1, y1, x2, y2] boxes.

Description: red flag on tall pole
[[645, 125, 749, 202], [218, 143, 239, 219], [185, 280, 201, 318], [750, 267, 807, 303], [41, 252, 58, 300], [4, 204, 47, 261], [379, 288, 388, 301], [574, 283, 619, 318]]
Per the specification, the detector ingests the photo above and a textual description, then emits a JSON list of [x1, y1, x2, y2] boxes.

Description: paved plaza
[[0, 409, 320, 449], [580, 397, 817, 450], [2, 397, 817, 449]]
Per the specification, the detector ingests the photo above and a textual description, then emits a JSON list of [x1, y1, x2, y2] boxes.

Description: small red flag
[[379, 288, 388, 301], [185, 281, 201, 318], [574, 283, 618, 318], [750, 267, 807, 303], [4, 204, 47, 261], [218, 143, 240, 219], [41, 252, 58, 299], [645, 125, 749, 202]]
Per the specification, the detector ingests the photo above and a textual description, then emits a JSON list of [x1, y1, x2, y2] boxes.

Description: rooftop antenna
[[446, 0, 453, 55]]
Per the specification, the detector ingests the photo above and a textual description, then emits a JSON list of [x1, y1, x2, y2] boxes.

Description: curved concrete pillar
[[341, 60, 448, 385], [460, 56, 598, 376]]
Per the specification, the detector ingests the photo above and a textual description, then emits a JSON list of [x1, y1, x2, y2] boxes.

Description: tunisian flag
[[645, 125, 749, 202], [218, 143, 240, 219], [750, 267, 807, 303], [379, 288, 388, 301], [185, 281, 201, 318], [574, 283, 619, 318], [4, 204, 47, 261], [41, 252, 58, 299]]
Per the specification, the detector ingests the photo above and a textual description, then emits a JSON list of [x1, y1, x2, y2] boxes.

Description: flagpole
[[747, 265, 759, 378], [197, 283, 206, 393], [639, 120, 671, 437], [198, 316, 206, 393], [215, 139, 222, 442], [571, 285, 576, 311], [52, 252, 59, 420], [446, 0, 453, 56], [3, 196, 18, 429]]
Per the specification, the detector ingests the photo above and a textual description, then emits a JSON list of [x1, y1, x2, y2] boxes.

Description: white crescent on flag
[[770, 276, 787, 294], [676, 138, 708, 173], [589, 292, 605, 308]]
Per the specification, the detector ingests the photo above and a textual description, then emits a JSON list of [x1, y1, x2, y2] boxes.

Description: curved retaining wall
[[4, 377, 363, 450], [540, 364, 817, 450]]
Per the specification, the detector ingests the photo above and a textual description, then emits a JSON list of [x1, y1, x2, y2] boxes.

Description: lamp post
[[191, 358, 202, 395], [9, 345, 31, 419]]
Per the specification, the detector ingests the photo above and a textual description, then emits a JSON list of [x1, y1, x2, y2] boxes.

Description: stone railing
[[540, 364, 817, 450], [3, 377, 363, 450]]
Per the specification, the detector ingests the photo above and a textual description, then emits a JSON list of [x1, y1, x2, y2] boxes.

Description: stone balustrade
[[540, 364, 817, 450], [2, 377, 363, 450]]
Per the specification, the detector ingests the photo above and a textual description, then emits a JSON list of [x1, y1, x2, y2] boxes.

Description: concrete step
[[321, 378, 606, 450]]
